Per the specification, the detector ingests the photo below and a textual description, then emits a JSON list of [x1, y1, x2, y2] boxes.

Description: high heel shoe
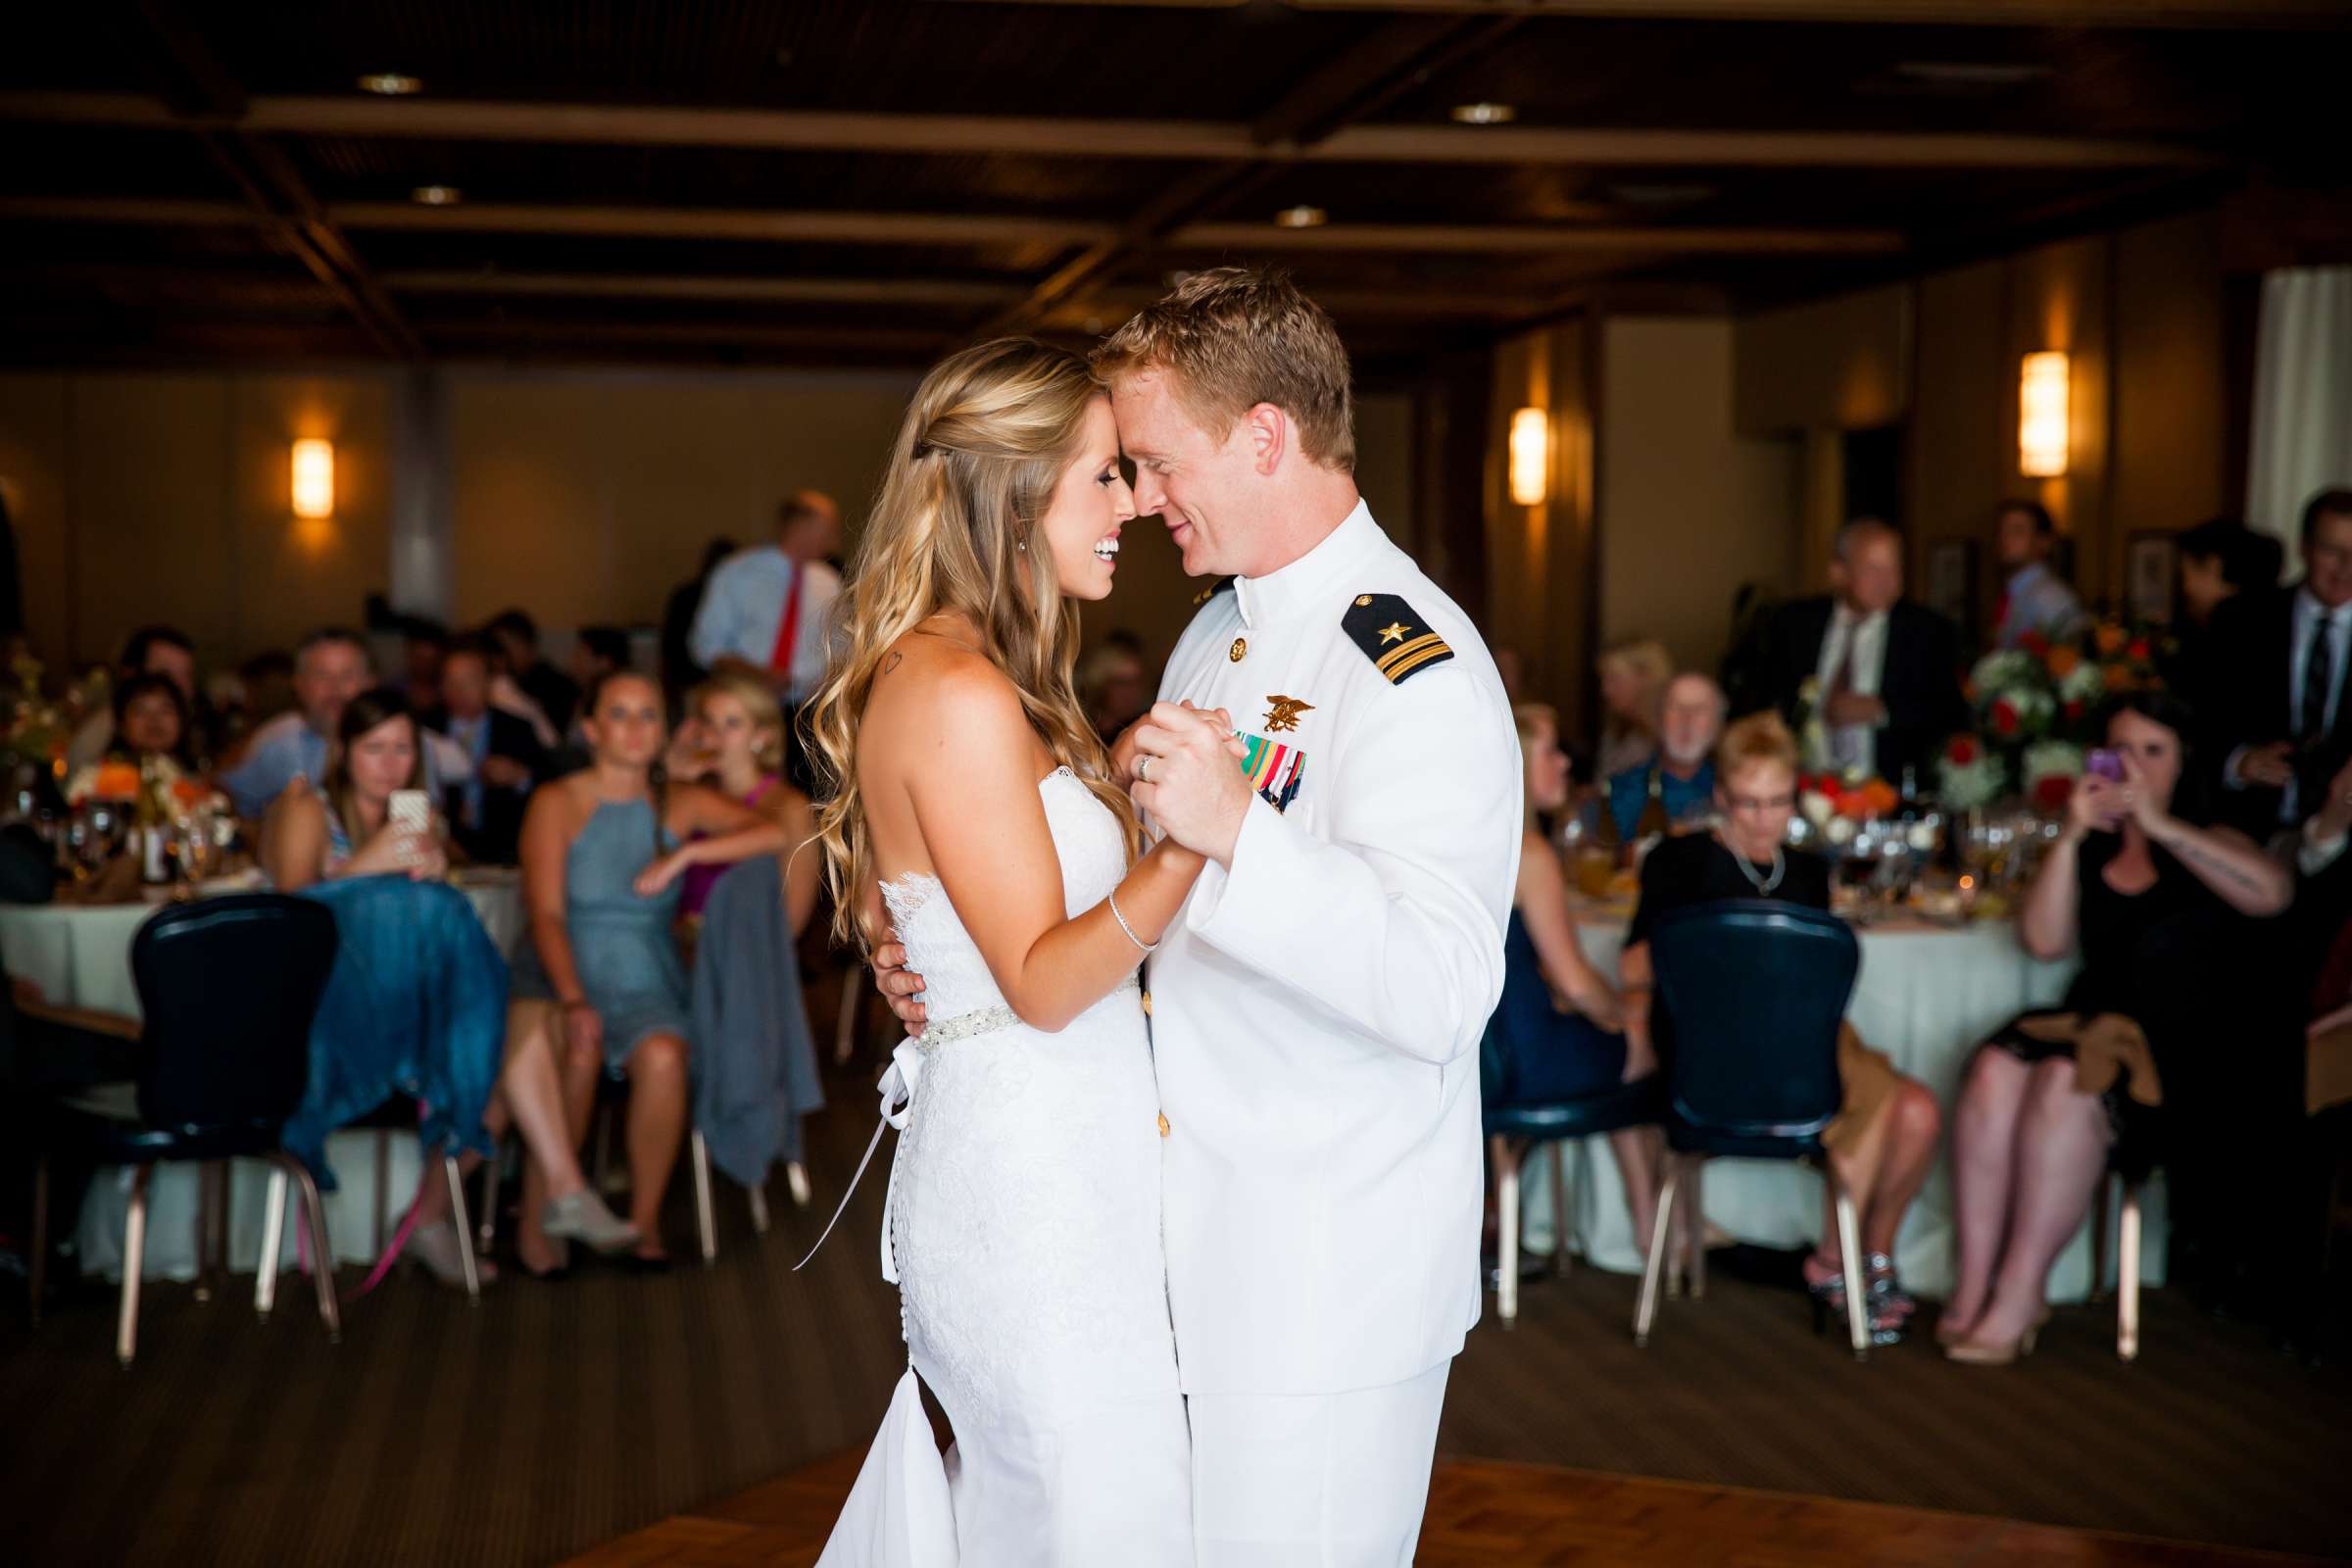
[[1807, 1270, 1903, 1346], [1944, 1308, 2051, 1365], [1865, 1252, 1917, 1319], [408, 1220, 498, 1290]]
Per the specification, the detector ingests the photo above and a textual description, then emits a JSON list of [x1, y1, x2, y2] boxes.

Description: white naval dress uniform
[[1148, 501, 1522, 1565]]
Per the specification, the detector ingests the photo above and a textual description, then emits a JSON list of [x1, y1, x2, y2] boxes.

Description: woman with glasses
[[1617, 712, 1942, 1342]]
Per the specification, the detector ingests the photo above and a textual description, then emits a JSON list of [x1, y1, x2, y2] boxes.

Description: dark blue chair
[[1481, 1024, 1663, 1324], [32, 895, 342, 1366], [1635, 899, 1874, 1357]]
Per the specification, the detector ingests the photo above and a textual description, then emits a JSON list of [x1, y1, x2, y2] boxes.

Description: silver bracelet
[[1107, 888, 1158, 954]]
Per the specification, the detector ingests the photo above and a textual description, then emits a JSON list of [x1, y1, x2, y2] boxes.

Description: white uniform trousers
[[1188, 1360, 1450, 1567]]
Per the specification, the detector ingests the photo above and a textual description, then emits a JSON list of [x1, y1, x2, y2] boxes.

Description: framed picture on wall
[[1926, 538, 1977, 632], [2128, 531, 2178, 624]]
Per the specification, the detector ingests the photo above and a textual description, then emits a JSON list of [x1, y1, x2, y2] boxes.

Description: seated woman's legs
[[1954, 1055, 2112, 1352], [1945, 1047, 2032, 1337], [621, 1030, 691, 1261], [1606, 1124, 1661, 1252], [518, 1002, 605, 1270], [1860, 1079, 1941, 1271]]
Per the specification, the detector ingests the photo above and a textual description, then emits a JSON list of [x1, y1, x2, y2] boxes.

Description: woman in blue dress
[[1494, 704, 1661, 1247], [516, 669, 785, 1268]]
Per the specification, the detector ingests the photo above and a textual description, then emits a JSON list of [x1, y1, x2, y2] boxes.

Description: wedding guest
[[399, 617, 450, 711], [423, 638, 546, 865], [1606, 672, 1725, 843], [1595, 639, 1671, 780], [1620, 712, 1942, 1341], [674, 671, 819, 927], [661, 536, 737, 707], [1992, 500, 2086, 650], [1080, 632, 1154, 747], [1495, 704, 1657, 1243], [569, 625, 630, 697], [514, 669, 788, 1268], [264, 688, 639, 1282], [689, 491, 844, 709], [1945, 692, 2289, 1362], [1763, 519, 1967, 782], [488, 609, 581, 736], [104, 673, 195, 770], [2204, 488, 2352, 835], [220, 627, 371, 818], [2166, 517, 2282, 696], [67, 625, 200, 770]]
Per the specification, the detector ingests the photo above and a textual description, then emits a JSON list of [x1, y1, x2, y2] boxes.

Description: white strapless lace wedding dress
[[816, 768, 1191, 1568]]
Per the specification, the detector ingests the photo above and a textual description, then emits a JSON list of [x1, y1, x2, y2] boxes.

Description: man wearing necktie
[[2210, 489, 2352, 838], [690, 491, 844, 789], [422, 640, 545, 865]]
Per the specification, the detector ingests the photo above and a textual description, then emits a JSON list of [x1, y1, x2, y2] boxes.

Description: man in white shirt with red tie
[[689, 489, 844, 708]]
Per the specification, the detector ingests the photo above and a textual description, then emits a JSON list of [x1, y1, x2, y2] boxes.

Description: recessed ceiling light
[[411, 185, 464, 207], [358, 73, 422, 96], [1275, 205, 1327, 229], [1450, 102, 1515, 125]]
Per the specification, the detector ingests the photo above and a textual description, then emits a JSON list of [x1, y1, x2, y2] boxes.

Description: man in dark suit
[[422, 637, 547, 865], [1762, 518, 1967, 782], [2204, 487, 2352, 839]]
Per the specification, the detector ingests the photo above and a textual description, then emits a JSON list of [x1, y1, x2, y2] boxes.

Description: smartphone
[[388, 789, 431, 832], [2084, 749, 2126, 783]]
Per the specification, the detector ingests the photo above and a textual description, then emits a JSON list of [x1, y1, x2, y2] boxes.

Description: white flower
[[1937, 749, 2005, 810], [2058, 658, 2105, 706], [1970, 650, 2037, 695], [1798, 789, 1836, 829], [2021, 740, 2084, 786]]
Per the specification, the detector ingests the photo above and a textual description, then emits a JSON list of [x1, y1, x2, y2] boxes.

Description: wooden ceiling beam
[[333, 202, 1117, 248], [1169, 220, 1905, 253], [381, 271, 1025, 307], [1279, 0, 2346, 28], [0, 91, 2215, 170]]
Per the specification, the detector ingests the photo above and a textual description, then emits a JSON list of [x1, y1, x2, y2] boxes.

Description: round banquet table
[[1505, 901, 2169, 1302], [0, 872, 527, 1282]]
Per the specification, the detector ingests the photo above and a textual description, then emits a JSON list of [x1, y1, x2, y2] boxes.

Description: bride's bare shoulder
[[861, 625, 1026, 759]]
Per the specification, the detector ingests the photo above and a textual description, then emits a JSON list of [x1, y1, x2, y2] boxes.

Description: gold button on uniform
[[1229, 637, 1248, 662], [1156, 1112, 1171, 1139]]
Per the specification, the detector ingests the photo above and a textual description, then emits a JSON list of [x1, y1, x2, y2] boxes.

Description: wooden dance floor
[[564, 1451, 2330, 1567]]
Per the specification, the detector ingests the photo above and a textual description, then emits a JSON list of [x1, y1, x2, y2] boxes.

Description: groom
[[879, 269, 1521, 1563]]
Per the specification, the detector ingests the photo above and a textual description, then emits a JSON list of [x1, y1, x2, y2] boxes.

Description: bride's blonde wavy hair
[[808, 337, 1137, 951]]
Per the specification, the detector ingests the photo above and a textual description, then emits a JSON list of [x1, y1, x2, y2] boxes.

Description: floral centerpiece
[[0, 653, 75, 782], [1937, 620, 2167, 809], [65, 754, 223, 824]]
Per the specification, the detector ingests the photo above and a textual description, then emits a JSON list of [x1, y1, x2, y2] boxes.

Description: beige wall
[[1483, 318, 1596, 731], [0, 364, 1416, 690], [0, 369, 393, 671], [1599, 318, 1801, 680]]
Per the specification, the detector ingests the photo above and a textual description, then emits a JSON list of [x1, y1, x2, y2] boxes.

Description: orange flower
[[171, 776, 208, 807], [2094, 623, 2127, 657], [2046, 645, 2081, 678], [92, 762, 140, 801]]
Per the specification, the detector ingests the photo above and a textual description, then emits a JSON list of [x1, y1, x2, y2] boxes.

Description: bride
[[806, 338, 1216, 1564]]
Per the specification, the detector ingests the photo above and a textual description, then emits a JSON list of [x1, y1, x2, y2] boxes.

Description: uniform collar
[[1233, 500, 1380, 630]]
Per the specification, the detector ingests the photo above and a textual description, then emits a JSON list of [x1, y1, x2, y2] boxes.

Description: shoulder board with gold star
[[1192, 575, 1237, 608], [1344, 593, 1453, 686]]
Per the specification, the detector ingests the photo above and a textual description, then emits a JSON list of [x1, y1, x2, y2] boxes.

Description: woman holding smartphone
[[1941, 691, 2288, 1362], [265, 688, 640, 1285]]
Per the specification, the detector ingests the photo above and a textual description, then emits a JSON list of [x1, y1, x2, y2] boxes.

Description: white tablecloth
[[1510, 907, 2169, 1301], [2, 875, 526, 1282]]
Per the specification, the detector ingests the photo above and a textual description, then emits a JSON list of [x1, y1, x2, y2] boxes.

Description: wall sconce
[[1508, 407, 1549, 507], [2018, 351, 2069, 478], [291, 438, 335, 519]]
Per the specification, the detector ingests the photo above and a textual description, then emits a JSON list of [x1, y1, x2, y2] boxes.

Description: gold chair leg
[[441, 1155, 481, 1301], [2118, 1181, 2142, 1362], [117, 1165, 153, 1368], [287, 1158, 341, 1344], [691, 1131, 717, 1265], [1491, 1135, 1522, 1324], [255, 1164, 289, 1320], [1830, 1171, 1869, 1360], [1633, 1157, 1682, 1348], [1547, 1141, 1573, 1276]]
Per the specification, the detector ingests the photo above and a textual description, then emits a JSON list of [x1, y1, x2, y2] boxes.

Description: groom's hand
[[1111, 701, 1232, 787], [869, 933, 929, 1038], [1131, 701, 1250, 867]]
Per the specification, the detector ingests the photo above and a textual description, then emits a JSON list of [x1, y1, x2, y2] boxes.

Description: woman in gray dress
[[516, 669, 786, 1269]]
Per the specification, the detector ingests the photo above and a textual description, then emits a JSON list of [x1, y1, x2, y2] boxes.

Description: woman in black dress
[[1943, 692, 2289, 1363], [1620, 712, 1943, 1341]]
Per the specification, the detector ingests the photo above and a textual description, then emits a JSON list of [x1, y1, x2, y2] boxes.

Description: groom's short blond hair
[[1092, 267, 1355, 474]]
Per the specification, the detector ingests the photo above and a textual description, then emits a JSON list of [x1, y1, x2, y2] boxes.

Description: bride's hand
[[870, 929, 929, 1037]]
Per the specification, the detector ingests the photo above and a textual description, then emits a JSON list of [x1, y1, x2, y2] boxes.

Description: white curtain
[[2247, 267, 2352, 581]]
